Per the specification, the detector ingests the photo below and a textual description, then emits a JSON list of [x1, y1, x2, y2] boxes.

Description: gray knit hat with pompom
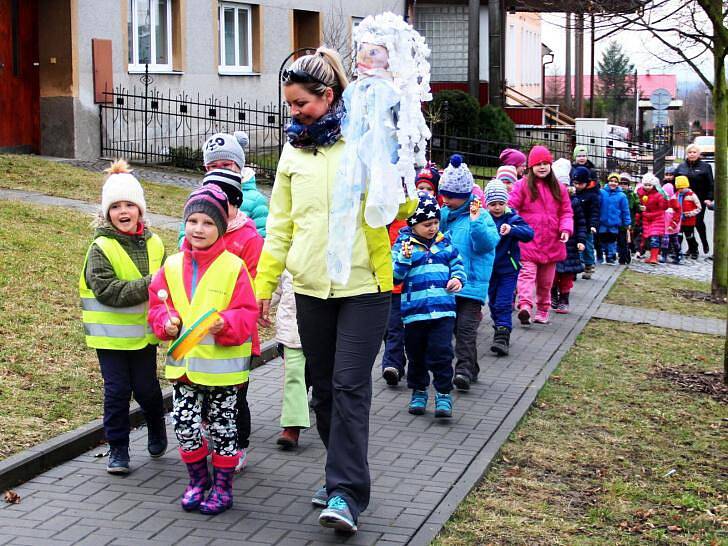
[[202, 131, 249, 169]]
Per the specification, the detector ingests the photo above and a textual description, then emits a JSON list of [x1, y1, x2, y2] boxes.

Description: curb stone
[[0, 341, 279, 492], [407, 266, 624, 546]]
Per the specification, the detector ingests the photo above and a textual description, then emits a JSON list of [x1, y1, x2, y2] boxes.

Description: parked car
[[693, 135, 715, 160]]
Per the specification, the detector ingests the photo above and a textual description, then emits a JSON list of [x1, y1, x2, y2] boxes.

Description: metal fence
[[99, 75, 288, 180]]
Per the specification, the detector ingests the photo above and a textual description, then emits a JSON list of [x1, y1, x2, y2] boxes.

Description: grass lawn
[[0, 200, 274, 460], [0, 154, 193, 219], [606, 269, 727, 320], [435, 319, 726, 545]]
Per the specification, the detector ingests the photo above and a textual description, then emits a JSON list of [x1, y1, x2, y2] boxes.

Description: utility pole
[[589, 14, 595, 118], [488, 0, 505, 107], [468, 0, 480, 101], [575, 12, 584, 117], [565, 13, 572, 111]]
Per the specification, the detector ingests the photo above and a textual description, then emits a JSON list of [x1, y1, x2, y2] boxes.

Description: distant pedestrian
[[675, 176, 702, 260], [499, 148, 527, 178], [618, 173, 640, 261], [392, 191, 466, 418], [636, 173, 668, 265], [79, 159, 167, 475], [675, 144, 714, 256], [495, 165, 519, 193], [598, 173, 631, 265], [662, 183, 682, 264], [572, 166, 601, 278], [509, 146, 573, 325]]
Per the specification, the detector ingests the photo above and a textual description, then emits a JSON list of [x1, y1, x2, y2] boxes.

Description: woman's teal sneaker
[[319, 495, 357, 533], [408, 390, 428, 415]]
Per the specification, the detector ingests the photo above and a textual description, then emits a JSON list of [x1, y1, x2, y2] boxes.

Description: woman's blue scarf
[[285, 100, 345, 149]]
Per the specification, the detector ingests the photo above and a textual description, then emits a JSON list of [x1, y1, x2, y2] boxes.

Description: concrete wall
[[69, 0, 404, 159]]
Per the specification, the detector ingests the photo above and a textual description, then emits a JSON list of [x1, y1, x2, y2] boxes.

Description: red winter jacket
[[388, 219, 407, 295], [677, 189, 701, 228], [148, 237, 258, 349], [636, 186, 668, 238]]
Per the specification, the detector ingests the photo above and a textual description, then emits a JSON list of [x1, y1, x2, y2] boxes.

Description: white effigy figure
[[326, 12, 432, 285]]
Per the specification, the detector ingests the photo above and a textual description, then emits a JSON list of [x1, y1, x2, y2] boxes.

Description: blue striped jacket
[[392, 228, 467, 325]]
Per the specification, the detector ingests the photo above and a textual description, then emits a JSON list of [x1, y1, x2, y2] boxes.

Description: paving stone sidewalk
[[594, 302, 726, 335], [0, 253, 622, 545]]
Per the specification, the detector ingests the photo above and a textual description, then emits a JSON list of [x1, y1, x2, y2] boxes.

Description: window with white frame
[[128, 0, 173, 71], [219, 2, 253, 74]]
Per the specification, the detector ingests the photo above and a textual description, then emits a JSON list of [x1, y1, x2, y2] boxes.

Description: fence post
[[142, 63, 150, 164], [442, 100, 449, 165]]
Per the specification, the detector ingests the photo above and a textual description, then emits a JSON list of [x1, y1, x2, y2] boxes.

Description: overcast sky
[[539, 12, 715, 88]]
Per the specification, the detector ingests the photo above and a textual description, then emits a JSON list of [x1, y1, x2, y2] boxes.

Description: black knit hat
[[184, 184, 229, 237], [408, 191, 441, 226], [203, 168, 243, 208]]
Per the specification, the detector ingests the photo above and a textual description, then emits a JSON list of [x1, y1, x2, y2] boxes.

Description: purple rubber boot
[[179, 443, 210, 512], [199, 453, 237, 515]]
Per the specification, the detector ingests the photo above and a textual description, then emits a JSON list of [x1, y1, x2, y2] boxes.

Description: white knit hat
[[101, 172, 146, 219]]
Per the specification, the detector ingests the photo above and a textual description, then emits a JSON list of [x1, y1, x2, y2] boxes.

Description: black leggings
[[295, 291, 390, 520], [694, 206, 709, 252]]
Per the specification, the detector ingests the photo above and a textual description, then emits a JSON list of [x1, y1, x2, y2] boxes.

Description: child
[[636, 173, 668, 265], [438, 155, 500, 391], [392, 192, 466, 417], [484, 180, 534, 354], [598, 173, 631, 264], [663, 165, 676, 192], [382, 165, 441, 386], [182, 169, 264, 473], [272, 271, 308, 449], [662, 184, 682, 264], [202, 131, 269, 237], [618, 173, 640, 262], [495, 165, 519, 193], [509, 146, 573, 325], [675, 176, 702, 259], [499, 148, 527, 179], [552, 183, 586, 314], [571, 145, 598, 182], [80, 160, 167, 474], [148, 185, 258, 515], [572, 166, 601, 278]]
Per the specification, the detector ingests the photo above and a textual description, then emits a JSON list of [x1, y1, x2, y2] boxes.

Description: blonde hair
[[285, 46, 349, 100], [685, 143, 701, 154]]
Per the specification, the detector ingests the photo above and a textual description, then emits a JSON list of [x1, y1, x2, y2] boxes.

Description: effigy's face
[[356, 42, 389, 72]]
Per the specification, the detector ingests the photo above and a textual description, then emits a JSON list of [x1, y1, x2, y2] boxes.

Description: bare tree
[[595, 1, 727, 304]]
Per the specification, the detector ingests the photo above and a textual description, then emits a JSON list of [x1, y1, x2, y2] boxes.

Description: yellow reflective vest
[[79, 234, 164, 350], [164, 251, 251, 386]]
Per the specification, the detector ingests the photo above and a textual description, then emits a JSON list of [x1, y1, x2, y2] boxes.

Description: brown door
[[0, 0, 39, 153], [292, 10, 320, 58]]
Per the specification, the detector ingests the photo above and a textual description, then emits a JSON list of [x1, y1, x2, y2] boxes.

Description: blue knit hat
[[439, 155, 474, 198], [408, 191, 441, 226], [484, 180, 509, 205], [572, 166, 591, 184]]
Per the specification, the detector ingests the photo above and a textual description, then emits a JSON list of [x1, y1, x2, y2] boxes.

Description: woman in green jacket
[[256, 47, 414, 534]]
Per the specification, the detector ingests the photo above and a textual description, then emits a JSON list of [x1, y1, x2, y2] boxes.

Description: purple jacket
[[508, 178, 573, 264]]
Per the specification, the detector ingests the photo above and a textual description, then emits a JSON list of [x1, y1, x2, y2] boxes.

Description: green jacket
[[255, 140, 417, 300], [85, 226, 166, 307]]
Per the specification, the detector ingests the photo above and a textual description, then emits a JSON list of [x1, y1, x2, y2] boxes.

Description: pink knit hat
[[495, 165, 518, 185], [499, 148, 527, 167], [527, 145, 553, 168]]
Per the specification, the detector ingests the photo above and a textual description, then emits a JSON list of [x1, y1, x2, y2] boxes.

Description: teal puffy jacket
[[241, 168, 269, 238]]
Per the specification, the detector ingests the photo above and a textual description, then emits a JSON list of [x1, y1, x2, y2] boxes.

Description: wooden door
[[0, 0, 39, 152], [292, 10, 320, 58]]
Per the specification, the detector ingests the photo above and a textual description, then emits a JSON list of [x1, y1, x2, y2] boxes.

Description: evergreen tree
[[597, 41, 635, 125]]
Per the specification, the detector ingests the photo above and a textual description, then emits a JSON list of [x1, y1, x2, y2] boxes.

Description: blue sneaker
[[408, 390, 428, 415], [311, 485, 328, 508], [434, 392, 453, 418], [106, 445, 130, 474], [319, 496, 357, 533]]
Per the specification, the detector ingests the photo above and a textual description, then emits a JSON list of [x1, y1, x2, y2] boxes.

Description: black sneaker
[[147, 419, 168, 458], [107, 445, 130, 475], [382, 367, 401, 387], [453, 374, 470, 391]]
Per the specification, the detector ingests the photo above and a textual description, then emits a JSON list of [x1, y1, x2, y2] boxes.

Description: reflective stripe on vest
[[164, 250, 251, 386], [79, 234, 164, 350]]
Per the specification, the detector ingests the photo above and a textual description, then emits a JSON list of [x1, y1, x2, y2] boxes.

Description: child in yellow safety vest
[[148, 185, 258, 516], [79, 159, 167, 475]]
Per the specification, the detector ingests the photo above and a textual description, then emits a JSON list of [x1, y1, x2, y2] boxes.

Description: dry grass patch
[[0, 154, 192, 218], [435, 320, 726, 545], [606, 269, 726, 320]]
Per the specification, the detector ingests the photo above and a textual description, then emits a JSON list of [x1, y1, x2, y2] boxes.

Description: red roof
[[544, 74, 677, 99]]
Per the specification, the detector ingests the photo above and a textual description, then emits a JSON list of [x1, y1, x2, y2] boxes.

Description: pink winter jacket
[[636, 187, 668, 238], [508, 177, 573, 264], [224, 211, 264, 278], [148, 237, 258, 348]]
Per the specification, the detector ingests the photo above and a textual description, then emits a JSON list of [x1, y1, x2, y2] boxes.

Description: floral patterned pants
[[172, 383, 238, 456]]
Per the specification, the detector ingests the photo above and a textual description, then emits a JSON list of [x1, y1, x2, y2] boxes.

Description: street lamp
[[705, 88, 710, 136], [542, 48, 554, 104]]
